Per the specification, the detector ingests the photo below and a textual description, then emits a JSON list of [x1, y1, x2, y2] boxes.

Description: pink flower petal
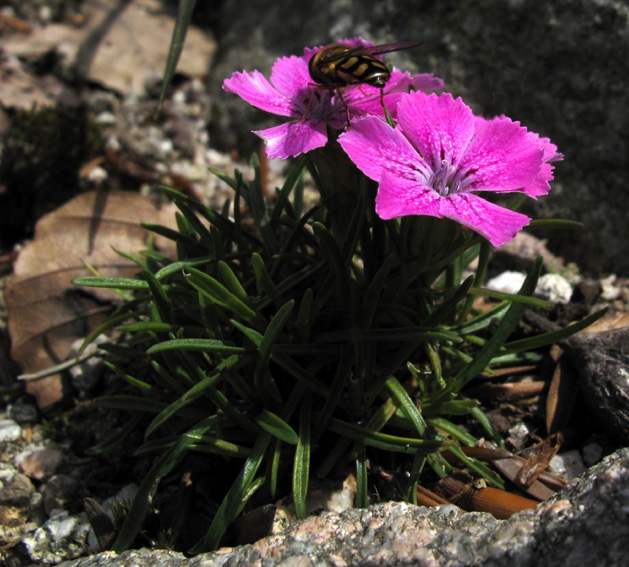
[[254, 119, 328, 159], [223, 71, 296, 117], [396, 92, 476, 171], [375, 170, 441, 219], [338, 116, 427, 182], [456, 116, 545, 194], [270, 56, 312, 102], [521, 131, 564, 197], [438, 193, 530, 246], [412, 73, 445, 93]]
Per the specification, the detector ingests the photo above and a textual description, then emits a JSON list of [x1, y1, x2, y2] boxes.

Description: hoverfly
[[308, 40, 423, 124]]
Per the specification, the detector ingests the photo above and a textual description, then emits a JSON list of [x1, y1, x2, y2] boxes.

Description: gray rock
[[42, 474, 82, 516], [7, 398, 39, 425], [58, 447, 629, 567], [0, 467, 35, 507], [208, 0, 629, 275], [571, 327, 629, 444], [21, 511, 91, 565]]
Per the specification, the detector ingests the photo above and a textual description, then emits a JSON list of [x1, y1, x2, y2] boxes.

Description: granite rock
[[58, 447, 629, 567]]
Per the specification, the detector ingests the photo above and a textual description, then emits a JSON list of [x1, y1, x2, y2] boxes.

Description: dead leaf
[[581, 311, 629, 333], [546, 346, 579, 434], [5, 190, 178, 410], [514, 433, 563, 487], [1, 0, 216, 100], [465, 380, 547, 403]]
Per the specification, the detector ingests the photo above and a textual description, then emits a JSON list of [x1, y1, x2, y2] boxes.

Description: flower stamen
[[430, 159, 461, 196]]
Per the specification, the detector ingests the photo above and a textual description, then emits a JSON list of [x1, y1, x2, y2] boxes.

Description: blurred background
[[1, 0, 627, 275]]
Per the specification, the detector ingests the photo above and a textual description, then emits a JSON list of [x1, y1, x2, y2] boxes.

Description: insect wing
[[360, 40, 424, 57], [312, 41, 422, 67]]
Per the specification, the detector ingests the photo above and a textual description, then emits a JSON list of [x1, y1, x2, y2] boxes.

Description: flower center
[[430, 160, 462, 197]]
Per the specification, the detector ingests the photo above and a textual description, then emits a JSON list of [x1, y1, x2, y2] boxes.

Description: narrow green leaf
[[385, 377, 427, 436], [191, 432, 272, 552], [177, 200, 215, 249], [467, 286, 553, 309], [361, 255, 395, 328], [316, 328, 461, 343], [145, 355, 240, 437], [255, 300, 294, 399], [426, 416, 478, 446], [252, 252, 283, 307], [421, 399, 479, 416], [118, 322, 175, 333], [449, 256, 543, 393], [142, 269, 171, 322], [113, 418, 211, 553], [248, 153, 280, 255], [146, 338, 249, 355], [446, 444, 505, 489], [142, 222, 201, 249], [293, 393, 311, 519], [158, 0, 197, 109], [76, 312, 140, 358], [103, 361, 153, 391], [312, 351, 353, 443], [185, 267, 262, 326], [313, 222, 351, 315], [504, 307, 608, 353], [218, 260, 249, 303], [328, 418, 447, 454], [271, 155, 306, 220], [231, 320, 330, 398], [470, 406, 505, 447], [423, 276, 474, 327], [454, 301, 511, 335], [71, 277, 149, 290], [153, 257, 215, 279], [255, 409, 298, 445], [355, 446, 368, 508], [189, 437, 252, 459], [268, 439, 282, 499], [295, 288, 314, 343]]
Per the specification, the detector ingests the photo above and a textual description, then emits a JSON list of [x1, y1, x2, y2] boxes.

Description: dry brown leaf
[[5, 190, 178, 410], [545, 345, 579, 435], [581, 311, 629, 334], [514, 433, 563, 487], [1, 0, 216, 100]]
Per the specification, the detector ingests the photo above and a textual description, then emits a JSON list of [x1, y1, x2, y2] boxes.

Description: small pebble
[[582, 442, 604, 466], [43, 474, 81, 516], [8, 398, 39, 424], [0, 420, 22, 442], [549, 450, 586, 480], [600, 274, 621, 301], [535, 273, 573, 303], [486, 271, 527, 295], [18, 448, 64, 482]]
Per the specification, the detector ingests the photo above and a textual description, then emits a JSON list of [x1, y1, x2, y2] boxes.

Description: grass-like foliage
[[74, 146, 602, 553]]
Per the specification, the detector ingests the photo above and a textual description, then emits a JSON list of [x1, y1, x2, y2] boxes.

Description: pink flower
[[223, 38, 443, 159], [338, 91, 562, 246]]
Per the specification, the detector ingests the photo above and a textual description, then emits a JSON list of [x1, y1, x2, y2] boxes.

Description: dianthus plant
[[76, 37, 598, 555]]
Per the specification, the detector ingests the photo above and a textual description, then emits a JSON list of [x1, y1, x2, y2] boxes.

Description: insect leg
[[335, 88, 351, 126]]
